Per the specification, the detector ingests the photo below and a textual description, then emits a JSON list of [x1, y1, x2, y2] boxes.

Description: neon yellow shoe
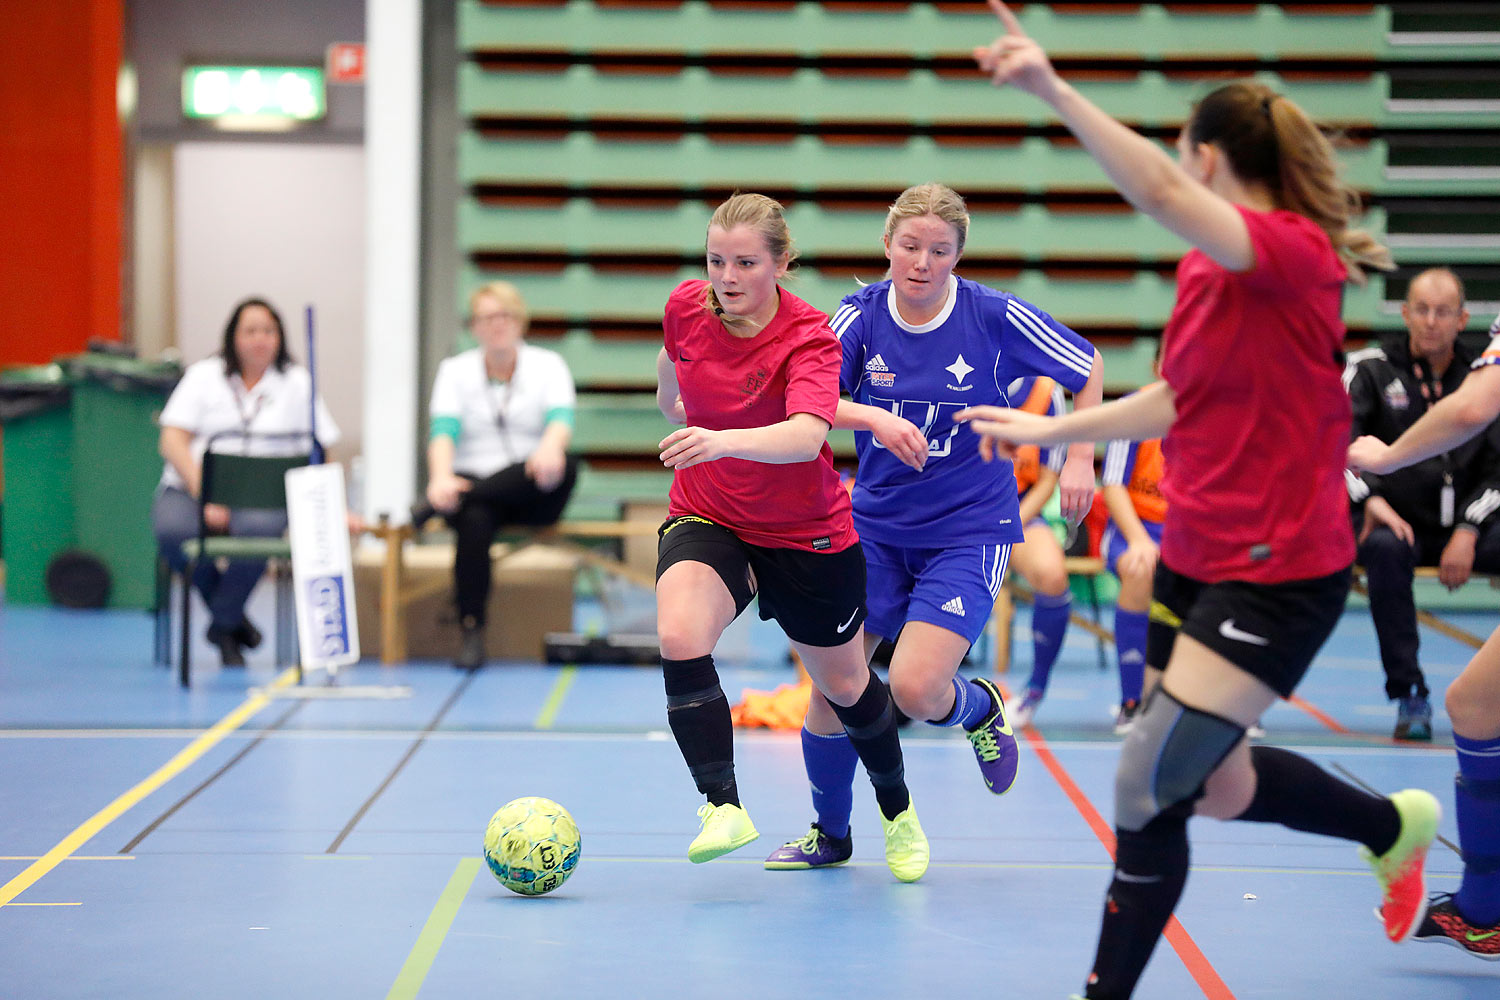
[[1359, 788, 1441, 942], [688, 802, 759, 863], [879, 799, 929, 883]]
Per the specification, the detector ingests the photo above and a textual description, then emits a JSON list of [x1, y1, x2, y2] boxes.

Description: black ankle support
[[662, 655, 737, 805], [827, 668, 909, 819]]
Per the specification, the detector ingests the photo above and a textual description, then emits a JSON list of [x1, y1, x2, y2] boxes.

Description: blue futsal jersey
[[832, 275, 1094, 547]]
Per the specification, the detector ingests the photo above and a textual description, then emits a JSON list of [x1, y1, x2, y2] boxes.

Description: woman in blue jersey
[[763, 182, 1103, 870]]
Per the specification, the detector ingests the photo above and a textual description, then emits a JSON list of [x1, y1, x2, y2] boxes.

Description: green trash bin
[[61, 353, 181, 610], [0, 364, 76, 606]]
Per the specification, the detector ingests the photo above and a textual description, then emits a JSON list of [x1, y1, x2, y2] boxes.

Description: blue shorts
[[1103, 518, 1165, 577], [862, 539, 1011, 646]]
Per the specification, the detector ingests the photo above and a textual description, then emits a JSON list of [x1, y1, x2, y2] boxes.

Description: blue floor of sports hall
[[3, 575, 1498, 1000]]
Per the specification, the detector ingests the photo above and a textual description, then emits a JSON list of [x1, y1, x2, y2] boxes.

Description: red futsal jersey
[[1159, 205, 1354, 583], [662, 280, 856, 553]]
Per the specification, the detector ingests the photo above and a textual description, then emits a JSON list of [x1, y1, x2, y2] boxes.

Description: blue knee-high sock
[[1454, 732, 1500, 925], [925, 675, 995, 730], [1026, 590, 1072, 694], [802, 727, 859, 839], [1114, 608, 1148, 704]]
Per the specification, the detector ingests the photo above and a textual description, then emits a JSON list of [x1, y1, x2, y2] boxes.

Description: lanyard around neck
[[229, 377, 266, 449], [483, 353, 518, 464]]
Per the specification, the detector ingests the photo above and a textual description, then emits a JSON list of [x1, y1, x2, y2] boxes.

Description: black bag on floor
[[45, 550, 112, 609]]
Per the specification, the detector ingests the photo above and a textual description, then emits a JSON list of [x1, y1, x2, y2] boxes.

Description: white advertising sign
[[285, 463, 360, 671]]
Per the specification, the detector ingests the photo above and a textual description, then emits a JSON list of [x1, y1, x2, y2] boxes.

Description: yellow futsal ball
[[483, 796, 581, 896]]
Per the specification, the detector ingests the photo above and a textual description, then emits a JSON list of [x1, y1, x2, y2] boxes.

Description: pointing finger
[[988, 0, 1028, 38]]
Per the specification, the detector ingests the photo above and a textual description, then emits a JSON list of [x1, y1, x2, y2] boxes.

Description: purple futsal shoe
[[763, 824, 853, 870], [966, 677, 1020, 794]]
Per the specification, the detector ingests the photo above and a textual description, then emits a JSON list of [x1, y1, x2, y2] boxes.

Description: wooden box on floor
[[353, 543, 578, 661]]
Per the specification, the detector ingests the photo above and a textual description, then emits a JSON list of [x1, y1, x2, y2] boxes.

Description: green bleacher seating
[[448, 1, 1500, 501], [462, 65, 1407, 130], [536, 332, 1162, 397], [462, 263, 1389, 332], [460, 2, 1486, 64]]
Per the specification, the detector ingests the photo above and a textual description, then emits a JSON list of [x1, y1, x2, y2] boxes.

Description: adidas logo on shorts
[[941, 596, 965, 617]]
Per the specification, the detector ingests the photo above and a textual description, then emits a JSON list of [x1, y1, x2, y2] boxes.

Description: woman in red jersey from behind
[[957, 4, 1439, 997], [653, 193, 928, 882]]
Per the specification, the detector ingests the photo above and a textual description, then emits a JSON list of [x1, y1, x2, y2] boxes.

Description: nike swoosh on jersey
[[1218, 619, 1271, 646]]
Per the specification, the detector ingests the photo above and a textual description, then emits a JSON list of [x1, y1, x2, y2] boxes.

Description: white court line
[[0, 727, 1460, 757]]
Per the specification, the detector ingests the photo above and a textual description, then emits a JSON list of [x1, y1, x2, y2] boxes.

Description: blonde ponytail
[[1265, 97, 1393, 285]]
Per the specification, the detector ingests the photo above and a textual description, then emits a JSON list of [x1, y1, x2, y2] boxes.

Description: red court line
[[1285, 693, 1351, 735], [1287, 693, 1430, 748], [1000, 683, 1237, 1000]]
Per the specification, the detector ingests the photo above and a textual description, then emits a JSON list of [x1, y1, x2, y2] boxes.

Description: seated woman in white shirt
[[421, 281, 579, 670], [151, 297, 340, 667]]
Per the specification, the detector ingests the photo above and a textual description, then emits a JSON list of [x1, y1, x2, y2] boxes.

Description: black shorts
[[1146, 562, 1352, 698], [656, 515, 867, 647]]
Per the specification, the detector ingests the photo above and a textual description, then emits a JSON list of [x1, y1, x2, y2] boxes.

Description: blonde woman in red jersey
[[956, 4, 1440, 997], [653, 193, 928, 881]]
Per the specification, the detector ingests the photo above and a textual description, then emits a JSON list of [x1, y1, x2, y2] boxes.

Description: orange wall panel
[[0, 0, 123, 367]]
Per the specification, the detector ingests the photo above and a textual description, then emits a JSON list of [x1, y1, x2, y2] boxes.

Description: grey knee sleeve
[[1115, 688, 1246, 832]]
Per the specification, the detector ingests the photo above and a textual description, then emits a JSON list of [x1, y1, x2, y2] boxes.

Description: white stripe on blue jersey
[[1103, 439, 1134, 487], [1472, 316, 1500, 368], [1044, 385, 1068, 473], [1007, 299, 1093, 379], [829, 304, 861, 339]]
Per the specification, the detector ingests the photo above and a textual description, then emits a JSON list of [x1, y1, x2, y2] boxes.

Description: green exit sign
[[182, 66, 326, 122]]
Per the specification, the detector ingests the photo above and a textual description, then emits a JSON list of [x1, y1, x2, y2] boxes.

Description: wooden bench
[[984, 562, 1499, 677], [989, 555, 1111, 675], [367, 515, 661, 664]]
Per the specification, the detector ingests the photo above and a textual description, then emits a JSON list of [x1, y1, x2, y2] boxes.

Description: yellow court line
[[0, 668, 298, 908], [6, 902, 82, 907], [386, 858, 480, 1000], [0, 856, 134, 861], [532, 666, 577, 730]]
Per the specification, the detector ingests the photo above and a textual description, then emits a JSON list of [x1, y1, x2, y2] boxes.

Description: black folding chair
[[155, 432, 313, 687]]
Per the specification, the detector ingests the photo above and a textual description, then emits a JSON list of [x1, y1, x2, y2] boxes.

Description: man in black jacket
[[1346, 267, 1500, 740]]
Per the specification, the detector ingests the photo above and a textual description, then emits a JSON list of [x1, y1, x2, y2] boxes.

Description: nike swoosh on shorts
[[1218, 619, 1270, 647]]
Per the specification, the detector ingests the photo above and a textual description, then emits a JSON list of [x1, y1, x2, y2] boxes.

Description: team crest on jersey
[[740, 368, 770, 408], [945, 354, 975, 392], [1384, 378, 1410, 411]]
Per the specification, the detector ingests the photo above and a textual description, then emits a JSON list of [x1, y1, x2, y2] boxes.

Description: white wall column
[[362, 0, 422, 521]]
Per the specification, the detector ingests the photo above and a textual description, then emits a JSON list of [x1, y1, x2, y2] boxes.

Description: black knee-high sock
[[1084, 813, 1190, 1000], [827, 667, 909, 821], [1236, 745, 1400, 854], [662, 655, 738, 807]]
